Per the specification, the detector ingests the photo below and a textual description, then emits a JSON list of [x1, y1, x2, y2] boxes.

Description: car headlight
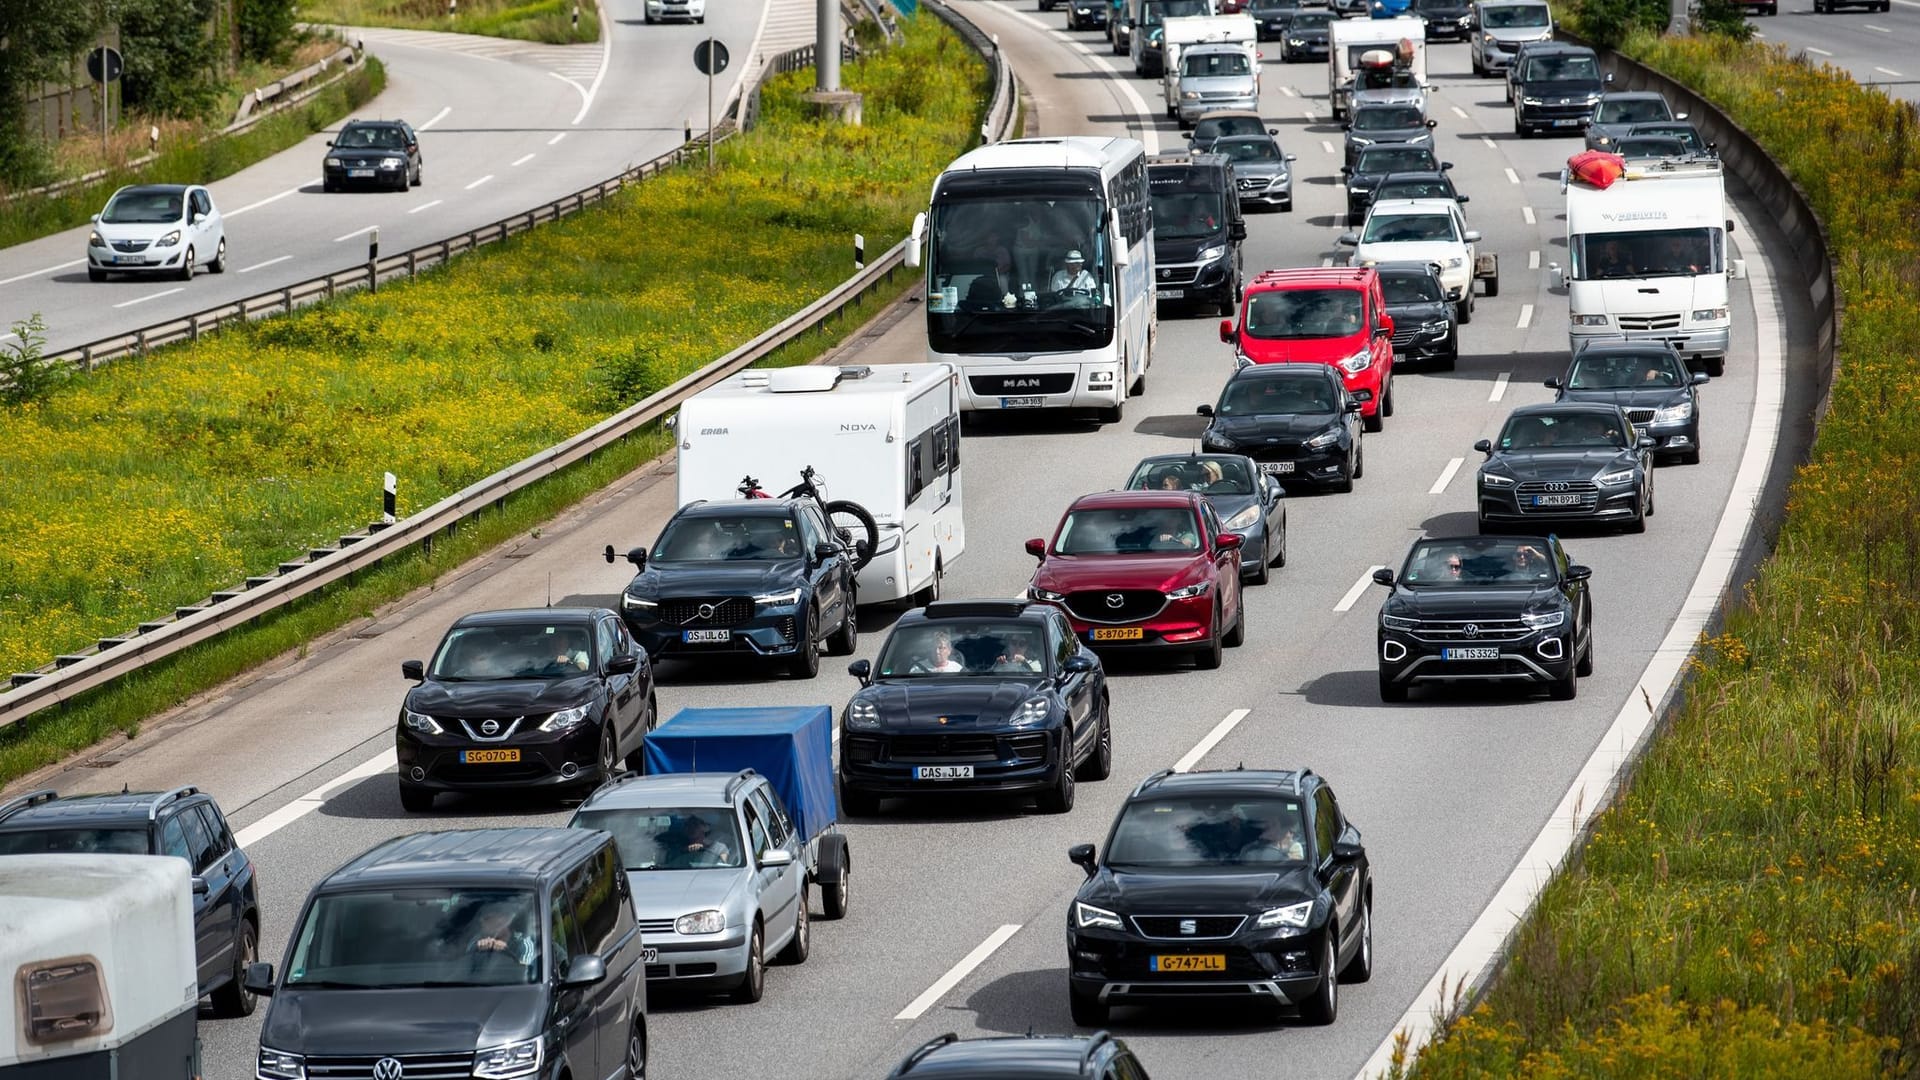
[[1305, 426, 1343, 450], [1482, 32, 1496, 43], [1572, 314, 1610, 327], [754, 587, 803, 606], [1014, 696, 1051, 725], [538, 704, 591, 733], [1203, 431, 1237, 449], [621, 592, 657, 610], [1481, 472, 1516, 487], [1075, 901, 1124, 930], [1337, 348, 1372, 374], [1256, 900, 1314, 929], [1691, 307, 1728, 321], [1198, 245, 1228, 263], [1592, 134, 1614, 146], [1029, 585, 1066, 602], [1289, 36, 1307, 45], [380, 156, 404, 169], [325, 156, 342, 167], [159, 229, 181, 247], [1421, 318, 1451, 333], [1223, 505, 1261, 531], [1654, 399, 1694, 422], [402, 709, 443, 735], [676, 909, 727, 935], [1182, 90, 1201, 100], [1585, 92, 1603, 104], [1167, 580, 1213, 600], [1381, 613, 1418, 630], [1445, 257, 1465, 269], [1521, 610, 1566, 630], [846, 698, 882, 730], [89, 230, 105, 247], [1521, 96, 1543, 106], [473, 1038, 544, 1080], [1596, 468, 1638, 486], [258, 1047, 306, 1080], [1350, 134, 1375, 147]]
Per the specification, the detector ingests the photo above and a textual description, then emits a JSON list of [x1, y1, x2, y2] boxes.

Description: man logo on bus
[[1004, 379, 1042, 389]]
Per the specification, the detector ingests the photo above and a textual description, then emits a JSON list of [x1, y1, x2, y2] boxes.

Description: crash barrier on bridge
[[0, 1, 1016, 736]]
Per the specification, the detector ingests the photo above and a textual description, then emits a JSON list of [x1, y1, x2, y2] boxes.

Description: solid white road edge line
[[894, 924, 1023, 1021], [112, 287, 184, 308], [332, 224, 378, 242], [574, 2, 613, 125], [237, 255, 293, 274], [990, 1, 1160, 152], [234, 750, 398, 848], [1334, 566, 1386, 613], [550, 70, 593, 120], [1174, 709, 1252, 774], [1516, 303, 1534, 329], [1488, 371, 1510, 402], [466, 174, 495, 190], [0, 259, 83, 287], [408, 199, 444, 214], [512, 153, 536, 167], [1354, 197, 1787, 1080], [1429, 457, 1464, 495], [419, 105, 452, 131]]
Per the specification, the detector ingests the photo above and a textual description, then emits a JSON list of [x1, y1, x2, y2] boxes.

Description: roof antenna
[[547, 573, 553, 609], [121, 782, 130, 794]]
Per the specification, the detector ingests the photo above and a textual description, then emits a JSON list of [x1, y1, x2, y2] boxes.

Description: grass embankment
[[298, 0, 601, 44], [1402, 29, 1920, 1080], [0, 51, 387, 251], [0, 12, 985, 785]]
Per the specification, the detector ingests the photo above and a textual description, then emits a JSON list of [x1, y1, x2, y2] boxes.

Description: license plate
[[1552, 119, 1580, 127], [1150, 954, 1226, 972], [112, 255, 137, 264], [1258, 461, 1295, 474], [348, 168, 375, 177], [1532, 493, 1582, 507], [683, 629, 731, 643], [461, 748, 521, 763], [1443, 647, 1500, 661], [913, 765, 975, 780], [1156, 288, 1184, 299], [641, 947, 658, 963], [1092, 627, 1145, 641], [1001, 396, 1045, 408]]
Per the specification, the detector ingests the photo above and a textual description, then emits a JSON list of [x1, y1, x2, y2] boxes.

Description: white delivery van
[[672, 364, 966, 606], [1552, 155, 1746, 377], [1, 854, 200, 1080], [1161, 14, 1259, 119], [1328, 17, 1426, 118]]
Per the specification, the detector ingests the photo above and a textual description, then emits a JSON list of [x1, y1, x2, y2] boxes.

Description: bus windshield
[[926, 194, 1115, 353]]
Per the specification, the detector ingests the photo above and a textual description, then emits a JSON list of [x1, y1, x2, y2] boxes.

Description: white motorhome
[[1160, 14, 1259, 120], [1328, 17, 1427, 118], [672, 364, 966, 606], [1553, 155, 1746, 377], [1, 854, 200, 1080]]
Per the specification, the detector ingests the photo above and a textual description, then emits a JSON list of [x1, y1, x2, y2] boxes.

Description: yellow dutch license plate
[[1092, 627, 1145, 641], [1150, 954, 1226, 973], [462, 749, 521, 764]]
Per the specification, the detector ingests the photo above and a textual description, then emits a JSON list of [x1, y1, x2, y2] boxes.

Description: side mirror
[[759, 848, 796, 867], [562, 954, 608, 987], [189, 212, 203, 225], [1068, 843, 1098, 878], [1730, 259, 1747, 281], [1268, 127, 1279, 135], [1638, 435, 1656, 449], [1345, 400, 1364, 413], [1473, 438, 1494, 455], [243, 962, 276, 997], [906, 211, 925, 268], [192, 876, 209, 896], [1218, 319, 1236, 344], [1216, 533, 1244, 552], [607, 653, 639, 676], [625, 546, 648, 569], [1441, 161, 1454, 170], [1336, 232, 1359, 246], [1549, 265, 1567, 290], [91, 213, 101, 223], [1340, 165, 1353, 176], [848, 658, 873, 684], [1228, 221, 1248, 241], [1062, 654, 1097, 674], [1457, 194, 1470, 203], [1691, 371, 1710, 385], [1353, 388, 1374, 403], [1373, 324, 1390, 338], [1675, 111, 1688, 120], [1463, 229, 1482, 243], [1565, 564, 1593, 583], [1332, 839, 1364, 861], [813, 541, 837, 562], [1025, 538, 1048, 560], [325, 139, 335, 147], [1196, 403, 1215, 416], [1372, 567, 1395, 587], [402, 659, 425, 681], [1544, 376, 1563, 389], [1286, 153, 1298, 162]]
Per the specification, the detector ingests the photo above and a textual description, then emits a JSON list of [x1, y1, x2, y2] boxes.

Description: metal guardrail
[[0, 1, 1018, 732], [924, 0, 1017, 144]]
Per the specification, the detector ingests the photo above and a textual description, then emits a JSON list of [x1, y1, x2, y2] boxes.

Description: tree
[[116, 0, 222, 119], [237, 0, 297, 63], [1572, 0, 1672, 48], [0, 0, 103, 184]]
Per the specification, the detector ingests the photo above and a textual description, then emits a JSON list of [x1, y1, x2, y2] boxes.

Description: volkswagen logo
[[1462, 624, 1481, 638], [1179, 919, 1198, 935], [372, 1059, 404, 1080], [480, 719, 499, 736], [696, 602, 717, 621], [1105, 593, 1126, 609]]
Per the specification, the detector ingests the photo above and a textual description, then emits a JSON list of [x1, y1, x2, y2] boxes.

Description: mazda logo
[[373, 1059, 404, 1080], [1462, 624, 1481, 638], [1180, 919, 1198, 935], [480, 719, 499, 736], [696, 602, 717, 620], [1105, 593, 1126, 609]]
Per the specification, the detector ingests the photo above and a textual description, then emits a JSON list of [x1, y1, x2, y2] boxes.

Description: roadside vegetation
[[0, 12, 985, 786], [295, 0, 602, 44], [1401, 23, 1920, 1080]]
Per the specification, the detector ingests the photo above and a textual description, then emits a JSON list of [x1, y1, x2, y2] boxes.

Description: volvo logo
[[1542, 481, 1571, 492], [1105, 593, 1126, 609], [1462, 624, 1481, 638], [1180, 919, 1198, 935], [697, 602, 717, 620], [372, 1059, 404, 1080], [480, 719, 499, 736]]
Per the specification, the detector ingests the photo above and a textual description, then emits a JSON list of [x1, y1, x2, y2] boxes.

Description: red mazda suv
[[1024, 491, 1247, 670]]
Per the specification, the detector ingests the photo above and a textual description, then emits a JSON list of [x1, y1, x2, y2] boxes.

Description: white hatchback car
[[644, 0, 707, 21], [87, 183, 227, 282], [1339, 196, 1498, 324]]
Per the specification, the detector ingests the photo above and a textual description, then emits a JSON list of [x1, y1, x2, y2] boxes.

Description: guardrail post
[[81, 345, 93, 371], [368, 227, 380, 294], [190, 314, 200, 341], [408, 251, 418, 278], [137, 331, 147, 356]]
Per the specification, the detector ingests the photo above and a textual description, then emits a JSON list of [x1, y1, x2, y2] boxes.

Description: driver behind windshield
[[461, 902, 537, 974], [658, 814, 735, 868], [1051, 249, 1097, 295]]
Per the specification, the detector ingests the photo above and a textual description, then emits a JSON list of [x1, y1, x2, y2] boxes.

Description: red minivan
[[1220, 267, 1396, 431]]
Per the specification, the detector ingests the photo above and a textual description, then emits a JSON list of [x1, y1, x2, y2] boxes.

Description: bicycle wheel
[[826, 500, 879, 571]]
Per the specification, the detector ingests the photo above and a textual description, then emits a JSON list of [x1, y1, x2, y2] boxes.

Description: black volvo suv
[[1065, 768, 1372, 1026]]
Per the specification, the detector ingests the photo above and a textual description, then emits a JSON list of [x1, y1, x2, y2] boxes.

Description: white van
[[672, 364, 967, 606], [1, 854, 200, 1080]]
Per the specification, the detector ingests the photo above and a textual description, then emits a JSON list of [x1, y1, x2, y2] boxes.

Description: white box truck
[[1161, 14, 1259, 119], [1, 854, 201, 1080], [1328, 17, 1426, 118], [1552, 155, 1747, 376], [671, 364, 966, 606]]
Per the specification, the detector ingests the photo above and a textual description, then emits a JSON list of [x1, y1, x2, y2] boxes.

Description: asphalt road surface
[[1747, 0, 1920, 102]]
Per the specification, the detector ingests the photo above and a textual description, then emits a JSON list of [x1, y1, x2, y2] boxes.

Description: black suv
[[322, 118, 422, 191], [1373, 533, 1593, 701], [841, 600, 1111, 816], [0, 785, 261, 1017], [1376, 260, 1459, 369], [248, 828, 646, 1080], [607, 497, 859, 678], [886, 1032, 1152, 1078], [1066, 768, 1372, 1025], [1510, 43, 1604, 137], [1149, 151, 1247, 315], [397, 606, 657, 811], [1547, 341, 1709, 464], [1198, 364, 1365, 490]]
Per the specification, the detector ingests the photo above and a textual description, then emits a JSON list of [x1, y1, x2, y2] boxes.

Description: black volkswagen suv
[[1547, 341, 1709, 464], [1372, 533, 1593, 701], [840, 600, 1111, 816], [607, 497, 859, 679], [0, 785, 262, 1017], [1198, 364, 1365, 491], [397, 607, 657, 811], [1066, 768, 1371, 1026]]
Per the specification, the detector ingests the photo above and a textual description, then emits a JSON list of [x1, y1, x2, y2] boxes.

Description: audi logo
[[373, 1060, 404, 1080], [480, 719, 499, 736], [1462, 624, 1481, 638], [1105, 593, 1126, 609], [1542, 482, 1571, 492]]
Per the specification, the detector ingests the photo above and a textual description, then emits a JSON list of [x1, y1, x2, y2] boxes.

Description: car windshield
[[339, 125, 408, 149], [1400, 537, 1559, 587], [1142, 0, 1210, 25], [1053, 507, 1202, 555], [1573, 227, 1718, 279], [0, 828, 149, 855], [872, 620, 1051, 676], [1615, 136, 1687, 158], [1214, 138, 1282, 163], [1184, 52, 1251, 77], [429, 623, 594, 680], [1498, 411, 1630, 449], [1151, 191, 1227, 240], [1352, 106, 1424, 130], [1193, 116, 1267, 143], [100, 189, 183, 224], [1525, 54, 1599, 82], [1355, 146, 1437, 174], [1482, 3, 1549, 26], [1594, 98, 1670, 124], [573, 808, 746, 870], [1381, 272, 1444, 303], [1376, 177, 1454, 201], [1217, 376, 1339, 415], [653, 514, 801, 561], [1244, 287, 1364, 339], [285, 887, 542, 988], [1567, 352, 1686, 389], [1630, 124, 1702, 150], [1127, 457, 1257, 495], [1362, 213, 1457, 244], [1288, 11, 1333, 26], [1106, 796, 1309, 867]]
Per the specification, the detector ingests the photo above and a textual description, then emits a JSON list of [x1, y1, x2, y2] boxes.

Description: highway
[[1, 3, 1815, 1079], [1748, 0, 1920, 102]]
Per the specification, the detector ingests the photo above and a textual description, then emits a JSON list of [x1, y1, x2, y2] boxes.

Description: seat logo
[[1462, 624, 1480, 638], [1105, 594, 1126, 609], [1180, 919, 1198, 935], [480, 719, 499, 736], [373, 1059, 404, 1080]]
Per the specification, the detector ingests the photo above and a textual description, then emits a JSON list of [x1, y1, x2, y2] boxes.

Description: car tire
[[1483, 268, 1498, 297], [822, 841, 852, 919], [399, 783, 435, 812], [827, 595, 859, 656], [1705, 355, 1725, 378], [1363, 407, 1382, 434], [1100, 400, 1124, 425], [1381, 376, 1395, 418], [1549, 661, 1579, 700], [1195, 607, 1224, 670], [1247, 546, 1270, 586], [177, 245, 195, 281], [1379, 670, 1408, 703], [1340, 894, 1373, 983], [1299, 935, 1340, 1024], [1224, 596, 1246, 647], [625, 695, 657, 772], [1576, 630, 1594, 677], [731, 922, 765, 1003], [626, 1026, 648, 1080], [209, 237, 227, 273], [1077, 696, 1114, 781], [596, 722, 620, 782], [841, 783, 881, 818], [1457, 297, 1473, 325], [88, 267, 106, 282], [1352, 438, 1365, 480], [1273, 519, 1287, 567], [323, 177, 337, 192], [1037, 736, 1077, 813], [1070, 984, 1110, 1026], [1627, 499, 1648, 534], [1682, 426, 1702, 465], [910, 558, 944, 608], [210, 918, 259, 1018], [788, 612, 820, 679], [780, 882, 812, 964], [1439, 336, 1459, 371]]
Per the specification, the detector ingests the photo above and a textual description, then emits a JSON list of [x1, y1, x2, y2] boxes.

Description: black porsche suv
[[606, 497, 859, 678], [1065, 768, 1372, 1027], [840, 599, 1111, 816], [1372, 533, 1593, 702]]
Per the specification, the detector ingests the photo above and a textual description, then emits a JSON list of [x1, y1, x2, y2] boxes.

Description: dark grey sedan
[[1474, 402, 1656, 534], [1582, 91, 1679, 151], [1344, 103, 1437, 168], [1125, 453, 1288, 584], [1546, 341, 1708, 464]]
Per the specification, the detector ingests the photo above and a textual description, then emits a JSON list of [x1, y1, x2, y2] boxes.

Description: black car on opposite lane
[[1373, 533, 1593, 700], [1343, 144, 1449, 224], [607, 497, 859, 678], [1475, 402, 1656, 533], [396, 607, 657, 811], [322, 119, 422, 191], [887, 1032, 1151, 1078], [1198, 364, 1365, 492], [1066, 768, 1372, 1026], [840, 600, 1111, 816], [1547, 341, 1709, 463], [1342, 103, 1437, 169], [1375, 260, 1459, 369], [1124, 453, 1287, 584]]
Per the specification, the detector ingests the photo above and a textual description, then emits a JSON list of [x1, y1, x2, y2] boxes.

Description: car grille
[[453, 716, 527, 741], [1402, 617, 1534, 643], [1391, 325, 1421, 347], [109, 240, 150, 253], [1158, 265, 1202, 286], [1130, 914, 1249, 939], [969, 372, 1076, 396], [1240, 442, 1307, 461], [1624, 408, 1657, 424], [1617, 313, 1683, 331], [1064, 589, 1168, 624], [1236, 176, 1266, 191], [305, 1053, 474, 1079], [883, 733, 1002, 762], [1524, 102, 1595, 119], [637, 917, 677, 934], [1516, 479, 1600, 512], [658, 596, 755, 627]]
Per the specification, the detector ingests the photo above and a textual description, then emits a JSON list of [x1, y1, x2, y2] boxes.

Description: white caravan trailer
[[1160, 14, 1259, 118], [1328, 17, 1427, 118], [673, 364, 966, 606], [0, 854, 200, 1080]]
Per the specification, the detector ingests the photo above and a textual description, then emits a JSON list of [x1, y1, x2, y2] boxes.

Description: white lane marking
[[550, 70, 593, 120], [1321, 256, 1335, 267], [573, 6, 614, 125], [234, 750, 396, 848], [1450, 105, 1469, 119], [333, 224, 377, 242], [1876, 66, 1904, 77], [1522, 205, 1536, 225], [237, 255, 293, 274], [0, 331, 15, 343], [111, 287, 185, 308], [1504, 167, 1521, 185], [1281, 85, 1298, 97], [408, 199, 444, 214], [548, 131, 568, 146], [1865, 22, 1891, 31], [1529, 250, 1540, 269], [1480, 135, 1496, 150], [1334, 566, 1386, 613], [1807, 46, 1833, 56], [1516, 303, 1534, 329], [511, 153, 536, 167], [465, 174, 494, 190], [894, 925, 1023, 1020], [1428, 457, 1464, 495], [226, 185, 302, 217], [1489, 371, 1510, 401], [1173, 708, 1253, 773], [0, 259, 83, 286], [989, 1, 1159, 151], [1357, 196, 1790, 1080], [1322, 139, 1335, 153], [419, 105, 452, 130]]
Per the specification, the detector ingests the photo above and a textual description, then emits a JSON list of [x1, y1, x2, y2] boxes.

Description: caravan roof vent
[[767, 367, 844, 393]]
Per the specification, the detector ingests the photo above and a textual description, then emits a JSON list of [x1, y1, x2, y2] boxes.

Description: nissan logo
[[480, 719, 499, 736], [1180, 919, 1198, 935], [1105, 593, 1126, 609], [1462, 624, 1481, 638], [697, 602, 717, 620], [373, 1059, 404, 1080]]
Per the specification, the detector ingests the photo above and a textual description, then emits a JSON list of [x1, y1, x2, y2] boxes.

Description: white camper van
[[1161, 14, 1259, 120], [1, 854, 200, 1080], [673, 364, 966, 606], [1553, 155, 1745, 376], [1328, 17, 1427, 119]]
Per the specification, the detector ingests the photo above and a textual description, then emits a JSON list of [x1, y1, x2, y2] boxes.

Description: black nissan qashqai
[[1066, 768, 1372, 1027]]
